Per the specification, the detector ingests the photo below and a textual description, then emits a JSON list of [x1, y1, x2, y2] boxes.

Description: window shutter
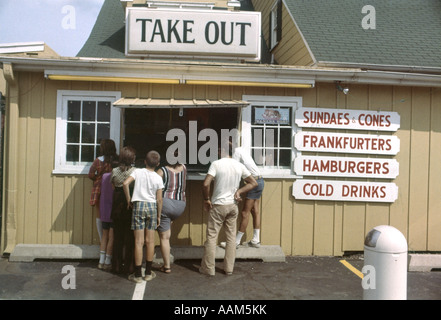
[[276, 0, 282, 42], [268, 12, 272, 48]]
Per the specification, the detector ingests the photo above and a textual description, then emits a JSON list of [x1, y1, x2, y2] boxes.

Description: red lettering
[[385, 139, 392, 151], [376, 139, 383, 150], [303, 111, 310, 124], [341, 184, 388, 199], [304, 183, 333, 196], [380, 186, 386, 198], [382, 162, 389, 174]]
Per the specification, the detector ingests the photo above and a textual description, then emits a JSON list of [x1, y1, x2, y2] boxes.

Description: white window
[[270, 0, 282, 50], [54, 90, 121, 174], [241, 95, 302, 177]]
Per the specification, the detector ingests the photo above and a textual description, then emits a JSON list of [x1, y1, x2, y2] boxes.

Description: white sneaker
[[248, 240, 261, 248], [220, 242, 240, 249]]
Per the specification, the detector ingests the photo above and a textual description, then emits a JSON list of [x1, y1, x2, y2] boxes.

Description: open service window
[[241, 95, 302, 177], [123, 106, 240, 174], [53, 90, 121, 175]]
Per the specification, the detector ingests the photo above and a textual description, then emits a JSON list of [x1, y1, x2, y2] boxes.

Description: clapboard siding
[[9, 73, 441, 256]]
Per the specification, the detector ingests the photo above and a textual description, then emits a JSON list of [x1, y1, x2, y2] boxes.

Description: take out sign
[[125, 7, 261, 61]]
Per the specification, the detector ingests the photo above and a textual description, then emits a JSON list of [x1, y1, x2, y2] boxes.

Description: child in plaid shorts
[[123, 151, 164, 283]]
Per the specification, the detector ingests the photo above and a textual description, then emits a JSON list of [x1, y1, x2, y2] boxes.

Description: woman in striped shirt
[[156, 159, 187, 274]]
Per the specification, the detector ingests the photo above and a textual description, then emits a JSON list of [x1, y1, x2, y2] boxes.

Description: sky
[[0, 0, 105, 57]]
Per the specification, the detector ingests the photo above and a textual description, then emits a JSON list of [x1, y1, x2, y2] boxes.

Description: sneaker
[[128, 273, 144, 283], [220, 242, 240, 249], [143, 271, 156, 281], [248, 240, 261, 248], [97, 263, 104, 270]]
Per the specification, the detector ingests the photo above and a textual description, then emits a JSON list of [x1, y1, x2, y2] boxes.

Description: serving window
[[123, 107, 239, 172]]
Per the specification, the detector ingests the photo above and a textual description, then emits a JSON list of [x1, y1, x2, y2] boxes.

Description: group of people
[[88, 138, 264, 282]]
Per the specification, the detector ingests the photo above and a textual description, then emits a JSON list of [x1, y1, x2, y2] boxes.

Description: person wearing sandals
[[156, 157, 187, 274]]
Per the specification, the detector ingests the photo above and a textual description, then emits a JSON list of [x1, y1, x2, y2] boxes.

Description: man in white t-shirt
[[123, 151, 164, 283], [200, 147, 258, 276]]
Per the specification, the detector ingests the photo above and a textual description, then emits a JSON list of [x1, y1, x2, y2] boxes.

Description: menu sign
[[295, 108, 400, 131], [293, 107, 401, 203], [294, 132, 400, 155], [294, 156, 399, 179], [293, 180, 399, 203]]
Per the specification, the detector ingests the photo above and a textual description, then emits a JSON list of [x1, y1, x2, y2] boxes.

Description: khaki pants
[[200, 203, 238, 275]]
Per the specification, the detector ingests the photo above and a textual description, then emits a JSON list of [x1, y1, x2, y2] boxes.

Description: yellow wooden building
[[1, 0, 441, 258]]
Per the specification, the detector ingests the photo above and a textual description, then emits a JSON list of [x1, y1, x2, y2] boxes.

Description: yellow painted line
[[339, 260, 364, 279]]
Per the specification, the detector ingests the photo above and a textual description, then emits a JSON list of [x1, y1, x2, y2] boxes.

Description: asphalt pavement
[[1, 253, 440, 307]]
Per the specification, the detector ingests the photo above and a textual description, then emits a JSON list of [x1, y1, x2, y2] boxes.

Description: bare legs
[[159, 229, 172, 272], [98, 228, 114, 270], [133, 228, 155, 280], [237, 199, 261, 246]]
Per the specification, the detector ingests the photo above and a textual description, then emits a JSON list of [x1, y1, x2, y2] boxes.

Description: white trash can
[[363, 225, 408, 300]]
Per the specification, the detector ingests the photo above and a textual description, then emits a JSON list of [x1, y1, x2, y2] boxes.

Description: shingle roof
[[284, 0, 441, 68], [76, 0, 126, 58]]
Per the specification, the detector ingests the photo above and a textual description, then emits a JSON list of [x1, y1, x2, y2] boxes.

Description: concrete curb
[[8, 244, 286, 263], [9, 244, 439, 271], [408, 253, 441, 272], [8, 244, 99, 262]]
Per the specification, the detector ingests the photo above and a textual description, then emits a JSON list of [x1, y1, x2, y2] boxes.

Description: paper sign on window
[[254, 108, 290, 125]]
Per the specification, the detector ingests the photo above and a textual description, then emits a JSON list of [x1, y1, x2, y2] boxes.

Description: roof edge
[[318, 61, 441, 75], [2, 55, 441, 88]]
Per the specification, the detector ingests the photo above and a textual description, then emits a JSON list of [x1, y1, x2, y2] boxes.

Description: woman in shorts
[[156, 158, 187, 273]]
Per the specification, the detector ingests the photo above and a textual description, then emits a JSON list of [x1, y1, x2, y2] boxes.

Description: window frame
[[53, 90, 121, 175], [241, 95, 302, 178]]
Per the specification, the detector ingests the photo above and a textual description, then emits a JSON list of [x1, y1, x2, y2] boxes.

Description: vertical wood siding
[[10, 72, 441, 256]]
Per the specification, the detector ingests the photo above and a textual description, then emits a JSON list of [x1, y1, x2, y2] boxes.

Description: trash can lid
[[364, 225, 408, 253]]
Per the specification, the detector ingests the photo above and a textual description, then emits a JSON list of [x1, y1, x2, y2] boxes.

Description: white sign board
[[125, 7, 261, 61], [295, 108, 400, 131], [294, 132, 400, 155], [294, 156, 399, 179], [293, 180, 399, 203]]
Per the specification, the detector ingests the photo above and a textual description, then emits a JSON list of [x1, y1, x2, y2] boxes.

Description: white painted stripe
[[132, 281, 146, 300], [131, 267, 146, 300]]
